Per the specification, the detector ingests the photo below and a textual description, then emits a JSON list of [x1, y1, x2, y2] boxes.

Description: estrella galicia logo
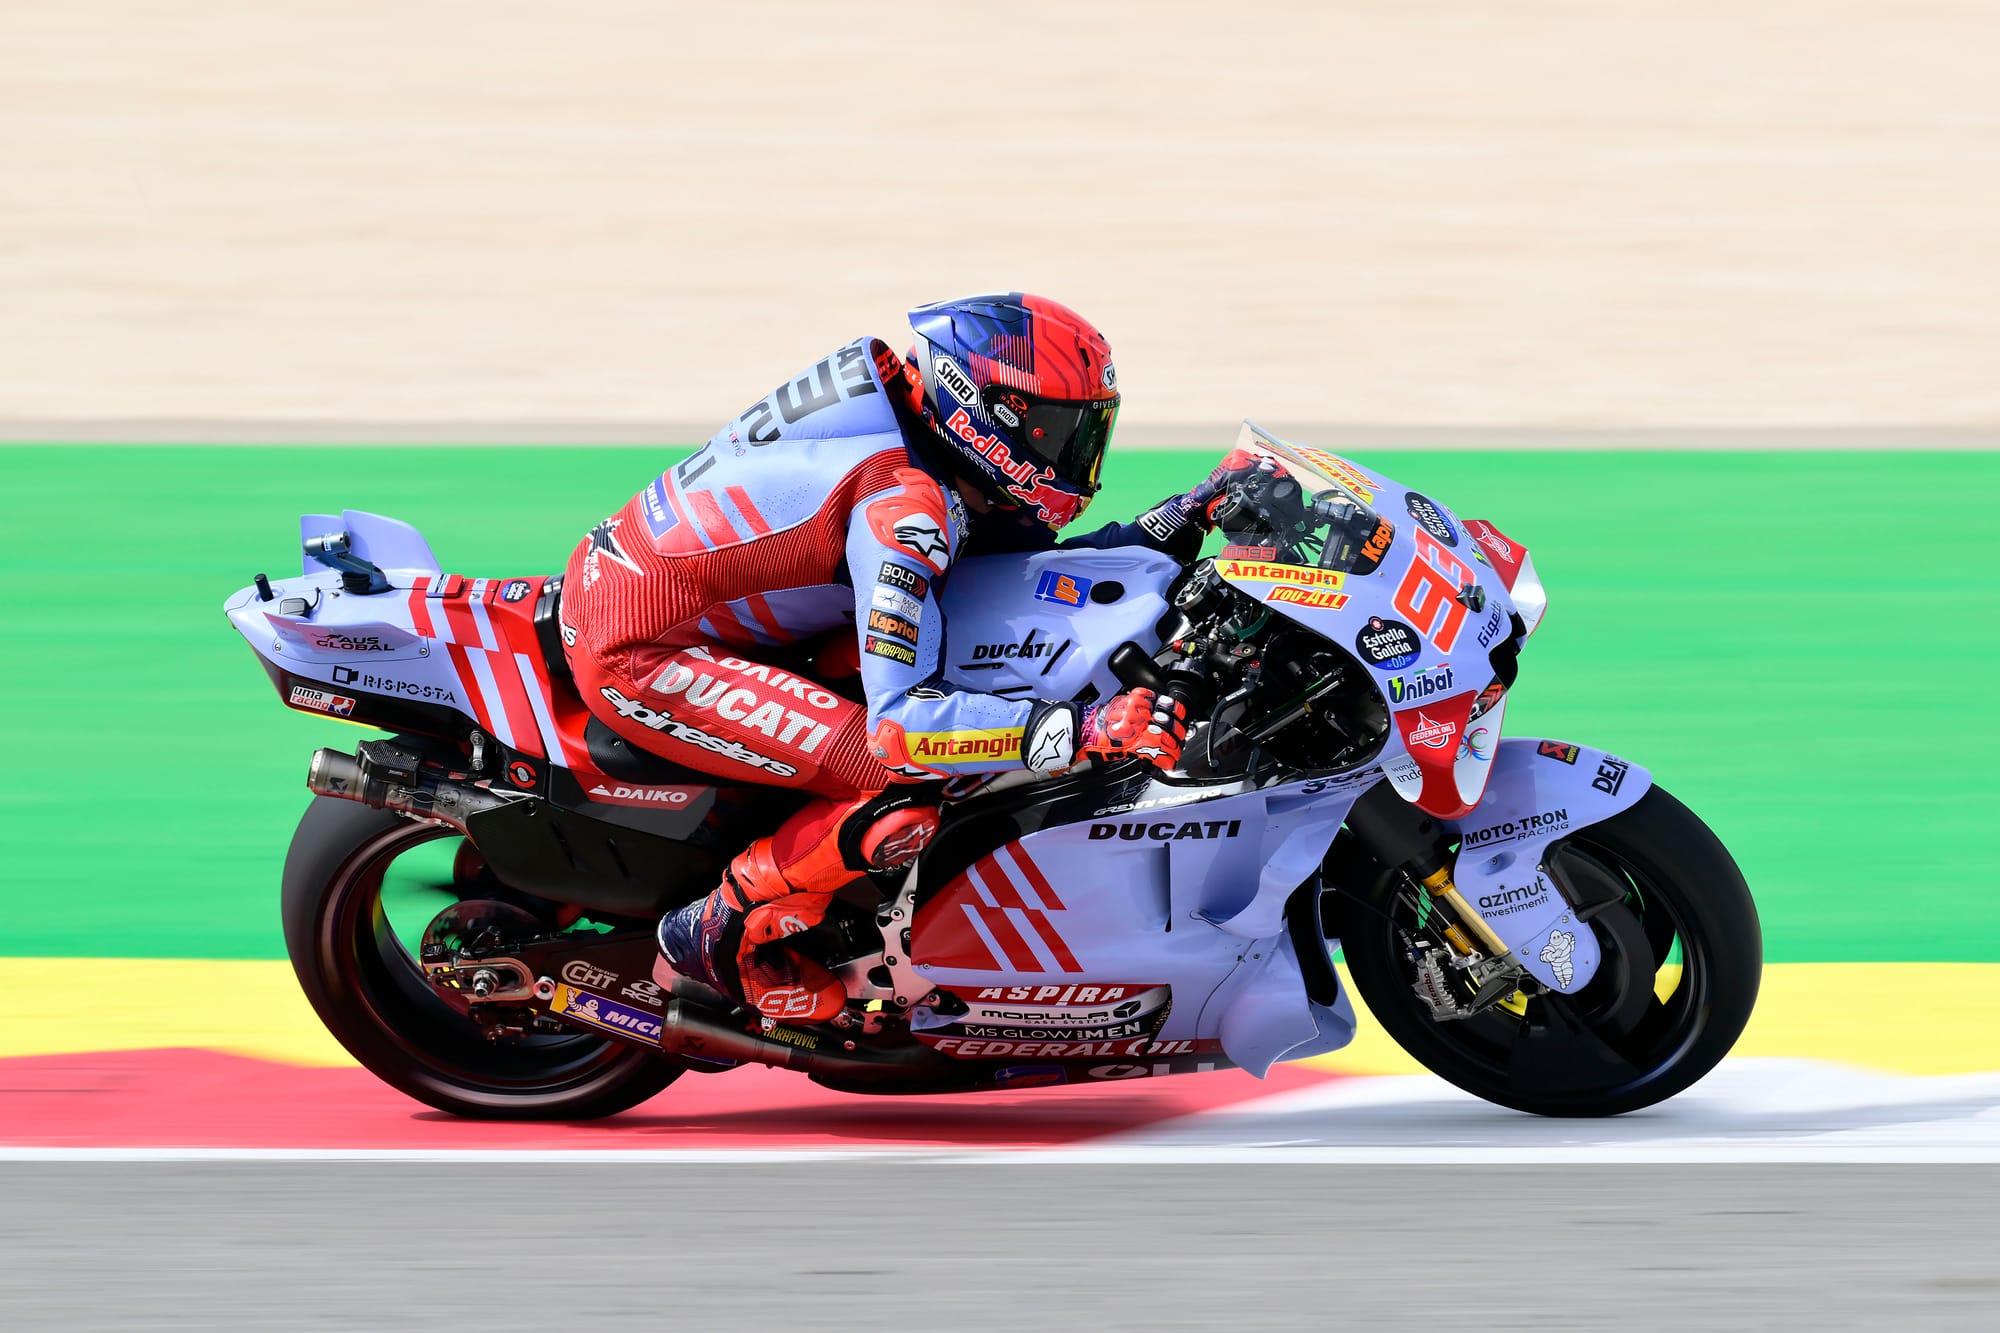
[[1404, 492, 1458, 546], [1354, 616, 1421, 671], [501, 579, 533, 603]]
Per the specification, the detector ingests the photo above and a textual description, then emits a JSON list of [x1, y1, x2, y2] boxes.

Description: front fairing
[[1212, 424, 1521, 819]]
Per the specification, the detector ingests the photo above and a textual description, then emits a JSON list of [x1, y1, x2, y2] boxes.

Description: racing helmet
[[907, 293, 1120, 531]]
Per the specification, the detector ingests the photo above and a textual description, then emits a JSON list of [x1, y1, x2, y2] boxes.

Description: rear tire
[[1334, 784, 1760, 1117], [282, 796, 682, 1120]]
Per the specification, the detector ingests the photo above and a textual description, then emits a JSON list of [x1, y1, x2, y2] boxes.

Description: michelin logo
[[1540, 929, 1576, 987]]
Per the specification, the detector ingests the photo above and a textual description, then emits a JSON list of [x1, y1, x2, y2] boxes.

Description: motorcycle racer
[[563, 294, 1240, 1023]]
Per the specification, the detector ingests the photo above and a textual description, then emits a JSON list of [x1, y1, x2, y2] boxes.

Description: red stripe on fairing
[[443, 641, 490, 726], [689, 491, 741, 548], [701, 601, 766, 647], [436, 592, 501, 736], [507, 590, 579, 767], [969, 854, 1081, 974], [972, 854, 1026, 910], [485, 647, 544, 759], [976, 844, 1088, 972], [741, 593, 794, 643], [1002, 843, 1066, 911], [1028, 907, 1082, 974], [726, 485, 773, 536], [408, 576, 435, 636], [973, 900, 1041, 974]]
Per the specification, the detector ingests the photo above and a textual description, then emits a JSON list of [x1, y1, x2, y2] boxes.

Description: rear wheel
[[1334, 784, 1760, 1117], [282, 796, 682, 1119]]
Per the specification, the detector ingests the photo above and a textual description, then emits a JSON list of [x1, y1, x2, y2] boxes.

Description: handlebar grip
[[1109, 641, 1204, 713], [1108, 642, 1168, 695]]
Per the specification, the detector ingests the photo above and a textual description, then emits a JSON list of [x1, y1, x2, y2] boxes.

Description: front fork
[[1346, 784, 1504, 953]]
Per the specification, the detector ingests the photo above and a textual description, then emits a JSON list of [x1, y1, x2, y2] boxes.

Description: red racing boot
[[655, 792, 939, 1024]]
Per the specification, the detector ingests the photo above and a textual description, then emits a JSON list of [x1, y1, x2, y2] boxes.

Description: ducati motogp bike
[[228, 423, 1760, 1119]]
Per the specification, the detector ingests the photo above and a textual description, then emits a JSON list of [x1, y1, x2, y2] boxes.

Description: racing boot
[[655, 790, 939, 1024]]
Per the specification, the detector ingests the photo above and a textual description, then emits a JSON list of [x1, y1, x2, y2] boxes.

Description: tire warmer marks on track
[[0, 1049, 1343, 1151]]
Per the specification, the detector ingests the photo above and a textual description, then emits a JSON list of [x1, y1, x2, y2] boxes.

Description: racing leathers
[[561, 338, 1190, 1023]]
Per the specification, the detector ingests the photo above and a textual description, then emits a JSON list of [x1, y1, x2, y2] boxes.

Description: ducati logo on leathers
[[641, 663, 837, 755]]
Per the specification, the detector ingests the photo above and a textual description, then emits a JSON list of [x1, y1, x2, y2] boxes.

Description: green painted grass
[[1, 445, 1994, 961]]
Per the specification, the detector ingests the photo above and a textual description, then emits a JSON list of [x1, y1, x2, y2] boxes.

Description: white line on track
[[7, 1145, 2000, 1164]]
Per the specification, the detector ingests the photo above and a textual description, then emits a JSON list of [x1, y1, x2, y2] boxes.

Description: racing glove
[[1078, 688, 1188, 771], [1134, 449, 1289, 553]]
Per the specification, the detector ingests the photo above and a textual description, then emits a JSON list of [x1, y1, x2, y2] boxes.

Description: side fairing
[[935, 547, 1181, 704], [1445, 736, 1653, 992], [910, 774, 1368, 1076]]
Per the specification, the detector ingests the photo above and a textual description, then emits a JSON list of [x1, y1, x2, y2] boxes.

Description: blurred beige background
[[4, 0, 1999, 437]]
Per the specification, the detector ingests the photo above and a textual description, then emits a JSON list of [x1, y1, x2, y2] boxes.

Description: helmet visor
[[984, 386, 1119, 494]]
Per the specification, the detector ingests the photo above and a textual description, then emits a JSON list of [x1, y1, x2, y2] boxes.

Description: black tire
[[282, 796, 682, 1119], [1335, 784, 1761, 1117]]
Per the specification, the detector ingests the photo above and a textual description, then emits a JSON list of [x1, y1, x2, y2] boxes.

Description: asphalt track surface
[[5, 441, 1998, 1328], [3, 1163, 1996, 1331]]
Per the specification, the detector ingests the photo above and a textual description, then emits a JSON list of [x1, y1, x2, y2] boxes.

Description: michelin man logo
[[1540, 929, 1576, 987]]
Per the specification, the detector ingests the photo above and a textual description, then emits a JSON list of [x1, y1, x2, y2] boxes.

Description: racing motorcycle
[[228, 424, 1759, 1120]]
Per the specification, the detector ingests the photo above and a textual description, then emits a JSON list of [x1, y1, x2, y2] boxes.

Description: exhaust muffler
[[307, 743, 517, 833]]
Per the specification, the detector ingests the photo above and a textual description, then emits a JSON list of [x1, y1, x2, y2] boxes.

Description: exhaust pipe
[[658, 1000, 943, 1083], [307, 744, 517, 833]]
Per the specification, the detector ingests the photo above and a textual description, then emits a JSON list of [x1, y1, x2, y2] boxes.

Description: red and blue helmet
[[908, 293, 1120, 531]]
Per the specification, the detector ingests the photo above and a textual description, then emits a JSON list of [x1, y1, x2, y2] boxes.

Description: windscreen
[[1227, 423, 1397, 576]]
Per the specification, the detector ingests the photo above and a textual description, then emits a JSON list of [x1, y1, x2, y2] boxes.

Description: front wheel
[[282, 796, 683, 1119], [1334, 784, 1761, 1117]]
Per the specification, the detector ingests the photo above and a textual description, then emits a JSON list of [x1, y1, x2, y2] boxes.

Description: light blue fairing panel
[[937, 547, 1182, 705], [915, 775, 1368, 1077], [1444, 737, 1653, 992], [299, 509, 442, 584]]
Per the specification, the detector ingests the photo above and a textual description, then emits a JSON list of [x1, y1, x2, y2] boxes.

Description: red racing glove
[[1135, 449, 1291, 552], [1187, 448, 1288, 524], [1079, 688, 1189, 771]]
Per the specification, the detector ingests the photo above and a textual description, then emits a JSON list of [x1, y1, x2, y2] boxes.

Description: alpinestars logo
[[598, 687, 798, 778], [583, 517, 643, 586], [1023, 706, 1076, 773], [894, 514, 949, 565]]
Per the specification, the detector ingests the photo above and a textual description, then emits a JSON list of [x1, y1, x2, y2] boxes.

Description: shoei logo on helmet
[[933, 355, 978, 406], [1103, 362, 1117, 392]]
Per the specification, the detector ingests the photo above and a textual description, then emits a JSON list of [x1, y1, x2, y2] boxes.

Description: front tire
[[282, 796, 682, 1120], [1334, 784, 1760, 1117]]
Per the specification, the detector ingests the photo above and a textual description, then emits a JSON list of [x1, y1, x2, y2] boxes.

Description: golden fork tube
[[1419, 866, 1511, 959]]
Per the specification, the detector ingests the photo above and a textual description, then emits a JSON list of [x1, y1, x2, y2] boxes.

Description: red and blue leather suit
[[562, 337, 1194, 1021]]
